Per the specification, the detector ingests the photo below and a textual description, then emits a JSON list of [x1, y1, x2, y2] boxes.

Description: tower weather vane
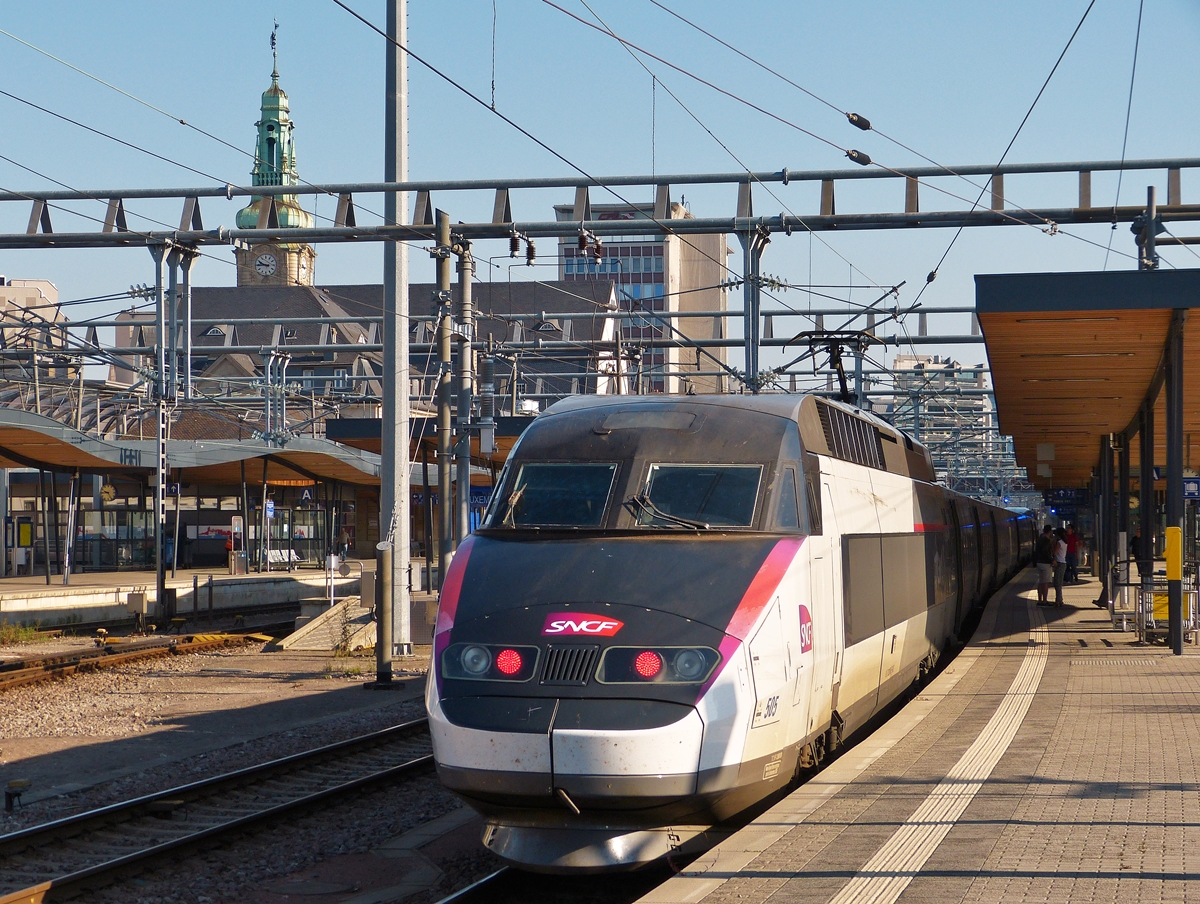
[[271, 19, 279, 77]]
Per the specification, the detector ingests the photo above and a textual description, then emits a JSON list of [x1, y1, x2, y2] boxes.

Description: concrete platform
[[0, 563, 363, 626], [643, 569, 1200, 903]]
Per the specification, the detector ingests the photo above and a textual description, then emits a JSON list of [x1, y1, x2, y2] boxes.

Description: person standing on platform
[[1065, 523, 1080, 584], [1053, 527, 1069, 606], [1035, 525, 1054, 606]]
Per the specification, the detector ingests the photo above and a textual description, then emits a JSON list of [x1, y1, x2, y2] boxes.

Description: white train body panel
[[427, 394, 1035, 872]]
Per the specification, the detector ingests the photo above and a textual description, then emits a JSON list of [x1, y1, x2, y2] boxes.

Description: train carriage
[[425, 394, 1032, 872]]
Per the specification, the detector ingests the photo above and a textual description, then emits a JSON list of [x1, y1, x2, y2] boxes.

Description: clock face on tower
[[255, 253, 278, 276]]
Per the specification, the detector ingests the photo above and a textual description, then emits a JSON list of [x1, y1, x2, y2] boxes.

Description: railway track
[[0, 718, 433, 903], [0, 632, 270, 693]]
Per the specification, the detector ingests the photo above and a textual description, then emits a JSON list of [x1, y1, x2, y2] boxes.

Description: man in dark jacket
[[1034, 525, 1054, 606]]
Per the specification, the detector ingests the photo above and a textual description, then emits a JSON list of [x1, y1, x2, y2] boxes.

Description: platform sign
[[265, 500, 275, 520], [1184, 479, 1200, 500], [167, 482, 180, 497], [300, 488, 313, 502], [1044, 488, 1090, 506]]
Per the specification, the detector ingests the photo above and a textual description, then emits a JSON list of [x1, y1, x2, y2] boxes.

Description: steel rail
[[0, 634, 254, 693], [0, 718, 433, 904], [0, 156, 1195, 202]]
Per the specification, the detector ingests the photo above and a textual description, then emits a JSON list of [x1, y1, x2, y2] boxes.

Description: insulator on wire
[[525, 239, 536, 266], [846, 149, 872, 166], [578, 232, 588, 252], [593, 237, 604, 260], [509, 233, 520, 257], [926, 269, 938, 284], [847, 112, 872, 131]]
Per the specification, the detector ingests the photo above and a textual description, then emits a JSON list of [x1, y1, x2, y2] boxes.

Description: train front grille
[[540, 645, 600, 686]]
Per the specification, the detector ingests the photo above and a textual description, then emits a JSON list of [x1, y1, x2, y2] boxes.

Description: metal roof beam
[[2, 156, 1198, 202]]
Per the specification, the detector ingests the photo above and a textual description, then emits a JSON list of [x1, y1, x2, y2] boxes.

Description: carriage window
[[640, 464, 761, 527], [489, 463, 617, 528]]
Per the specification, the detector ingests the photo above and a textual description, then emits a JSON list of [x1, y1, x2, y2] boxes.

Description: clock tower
[[235, 37, 316, 287]]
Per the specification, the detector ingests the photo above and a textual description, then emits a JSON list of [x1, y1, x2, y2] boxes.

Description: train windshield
[[492, 462, 617, 528], [637, 464, 762, 528]]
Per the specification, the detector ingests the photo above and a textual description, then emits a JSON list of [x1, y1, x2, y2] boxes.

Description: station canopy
[[976, 268, 1200, 490], [0, 409, 380, 486]]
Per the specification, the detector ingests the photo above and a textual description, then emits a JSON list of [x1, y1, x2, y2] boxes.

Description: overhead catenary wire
[[910, 0, 1098, 308], [329, 0, 746, 291], [1103, 0, 1145, 270], [575, 1, 1131, 274], [574, 0, 887, 303], [0, 26, 405, 232], [544, 0, 1140, 338]]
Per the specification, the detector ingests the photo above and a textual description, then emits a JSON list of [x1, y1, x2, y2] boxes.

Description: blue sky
[[0, 1, 1197, 372]]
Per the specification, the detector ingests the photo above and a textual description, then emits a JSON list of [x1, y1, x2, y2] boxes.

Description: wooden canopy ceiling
[[977, 269, 1200, 490]]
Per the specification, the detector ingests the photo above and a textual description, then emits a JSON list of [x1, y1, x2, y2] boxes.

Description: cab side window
[[776, 468, 800, 530], [804, 471, 823, 535]]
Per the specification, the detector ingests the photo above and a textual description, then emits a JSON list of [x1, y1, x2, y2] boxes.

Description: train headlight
[[461, 645, 492, 676], [672, 648, 707, 681], [597, 646, 719, 684], [442, 643, 539, 682]]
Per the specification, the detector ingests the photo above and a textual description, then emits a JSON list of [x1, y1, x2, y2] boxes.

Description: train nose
[[551, 700, 703, 809], [429, 694, 703, 810]]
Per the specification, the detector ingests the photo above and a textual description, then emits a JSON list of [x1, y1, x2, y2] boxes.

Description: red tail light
[[495, 648, 523, 676], [634, 650, 663, 678]]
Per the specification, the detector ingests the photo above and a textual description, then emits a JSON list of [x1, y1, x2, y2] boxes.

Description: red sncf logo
[[541, 613, 624, 636], [798, 605, 814, 654]]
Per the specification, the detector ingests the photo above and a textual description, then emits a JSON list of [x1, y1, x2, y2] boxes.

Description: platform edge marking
[[826, 601, 1048, 904]]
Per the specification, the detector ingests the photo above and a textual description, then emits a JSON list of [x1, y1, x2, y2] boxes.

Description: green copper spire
[[236, 25, 313, 230]]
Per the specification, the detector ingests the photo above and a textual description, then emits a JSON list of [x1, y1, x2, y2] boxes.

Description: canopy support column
[[1167, 310, 1186, 654], [1118, 433, 1131, 592], [1141, 401, 1155, 586], [1097, 435, 1112, 608]]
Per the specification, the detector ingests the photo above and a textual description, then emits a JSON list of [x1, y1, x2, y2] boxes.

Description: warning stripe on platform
[[827, 601, 1049, 904]]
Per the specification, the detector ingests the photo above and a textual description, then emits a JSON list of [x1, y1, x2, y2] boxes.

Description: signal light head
[[634, 650, 663, 679], [495, 648, 523, 676]]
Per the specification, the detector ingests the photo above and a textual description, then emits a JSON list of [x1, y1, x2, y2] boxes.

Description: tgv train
[[426, 394, 1034, 871]]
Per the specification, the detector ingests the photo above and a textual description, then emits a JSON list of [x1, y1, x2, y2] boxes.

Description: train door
[[818, 479, 844, 725], [747, 597, 790, 759], [978, 508, 996, 593], [788, 575, 815, 745]]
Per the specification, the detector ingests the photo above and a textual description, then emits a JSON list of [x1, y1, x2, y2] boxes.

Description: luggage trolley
[[1136, 571, 1199, 644]]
